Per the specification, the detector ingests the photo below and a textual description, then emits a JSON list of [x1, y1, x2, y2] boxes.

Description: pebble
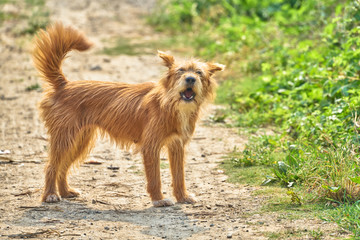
[[90, 65, 102, 71], [227, 232, 233, 238], [210, 223, 214, 227]]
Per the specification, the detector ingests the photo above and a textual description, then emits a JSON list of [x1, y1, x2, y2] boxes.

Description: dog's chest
[[177, 107, 197, 137]]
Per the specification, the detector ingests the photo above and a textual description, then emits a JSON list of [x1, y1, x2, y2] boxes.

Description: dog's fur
[[33, 22, 224, 207]]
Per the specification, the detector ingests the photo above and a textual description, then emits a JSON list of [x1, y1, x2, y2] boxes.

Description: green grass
[[102, 35, 191, 56], [149, 0, 360, 235], [221, 160, 272, 185], [102, 37, 144, 56], [0, 0, 49, 34], [25, 83, 41, 91], [322, 202, 360, 238], [160, 161, 169, 169]]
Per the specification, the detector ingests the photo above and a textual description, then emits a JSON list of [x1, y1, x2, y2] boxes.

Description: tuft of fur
[[33, 22, 224, 206]]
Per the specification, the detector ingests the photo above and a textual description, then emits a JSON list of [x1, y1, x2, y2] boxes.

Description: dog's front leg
[[167, 140, 197, 204], [142, 147, 174, 207]]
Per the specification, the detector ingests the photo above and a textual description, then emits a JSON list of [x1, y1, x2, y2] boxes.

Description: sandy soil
[[0, 0, 350, 239]]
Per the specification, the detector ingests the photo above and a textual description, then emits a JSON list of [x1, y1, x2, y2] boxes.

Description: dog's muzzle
[[180, 88, 195, 101]]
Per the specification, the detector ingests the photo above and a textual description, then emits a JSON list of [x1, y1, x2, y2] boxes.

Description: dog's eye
[[178, 68, 185, 72], [196, 70, 202, 76]]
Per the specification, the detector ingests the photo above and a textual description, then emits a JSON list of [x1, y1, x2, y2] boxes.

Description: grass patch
[[160, 161, 169, 169], [20, 9, 49, 35], [0, 0, 48, 34], [102, 35, 190, 56], [221, 160, 271, 185], [266, 228, 324, 240], [102, 37, 143, 56], [25, 83, 41, 92], [322, 202, 360, 237]]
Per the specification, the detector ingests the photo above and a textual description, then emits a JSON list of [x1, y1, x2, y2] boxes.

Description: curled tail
[[33, 22, 92, 90]]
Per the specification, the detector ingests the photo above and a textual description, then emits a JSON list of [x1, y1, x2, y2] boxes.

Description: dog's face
[[158, 51, 224, 107]]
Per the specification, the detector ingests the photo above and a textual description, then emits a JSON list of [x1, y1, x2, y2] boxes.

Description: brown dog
[[33, 22, 224, 207]]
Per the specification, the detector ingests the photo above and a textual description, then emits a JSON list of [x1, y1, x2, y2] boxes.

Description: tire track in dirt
[[0, 0, 349, 239]]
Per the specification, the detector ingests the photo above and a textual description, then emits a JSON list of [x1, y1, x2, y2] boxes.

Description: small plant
[[26, 83, 41, 91], [309, 229, 323, 240]]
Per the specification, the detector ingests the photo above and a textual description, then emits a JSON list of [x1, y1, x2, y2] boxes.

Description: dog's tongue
[[184, 89, 194, 98]]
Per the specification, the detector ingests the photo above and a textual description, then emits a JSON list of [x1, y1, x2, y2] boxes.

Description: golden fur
[[33, 22, 224, 207]]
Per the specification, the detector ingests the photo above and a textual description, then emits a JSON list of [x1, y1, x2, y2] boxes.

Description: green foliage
[[20, 8, 49, 35], [153, 0, 360, 234], [0, 0, 49, 34]]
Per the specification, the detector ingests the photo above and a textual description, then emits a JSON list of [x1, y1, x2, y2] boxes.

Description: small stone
[[210, 223, 214, 227], [104, 226, 109, 230], [201, 154, 206, 157], [206, 205, 211, 209], [227, 232, 233, 238], [90, 65, 102, 71]]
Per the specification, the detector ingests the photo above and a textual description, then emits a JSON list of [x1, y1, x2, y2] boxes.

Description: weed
[[26, 83, 41, 92], [309, 229, 324, 240]]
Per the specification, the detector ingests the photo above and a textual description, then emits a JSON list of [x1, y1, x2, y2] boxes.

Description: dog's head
[[158, 51, 224, 107]]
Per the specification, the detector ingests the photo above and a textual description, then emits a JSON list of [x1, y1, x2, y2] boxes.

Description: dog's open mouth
[[180, 88, 196, 101]]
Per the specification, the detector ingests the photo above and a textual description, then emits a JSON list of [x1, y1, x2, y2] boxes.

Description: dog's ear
[[207, 62, 225, 76], [158, 50, 175, 68]]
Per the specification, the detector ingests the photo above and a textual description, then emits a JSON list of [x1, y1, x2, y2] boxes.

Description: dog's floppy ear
[[158, 50, 175, 68], [207, 62, 225, 75]]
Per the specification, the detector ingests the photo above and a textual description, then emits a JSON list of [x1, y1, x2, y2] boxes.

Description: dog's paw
[[177, 194, 197, 204], [60, 188, 80, 198], [43, 193, 61, 203], [152, 198, 175, 207]]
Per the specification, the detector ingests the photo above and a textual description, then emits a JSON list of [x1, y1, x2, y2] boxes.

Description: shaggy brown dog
[[33, 22, 224, 207]]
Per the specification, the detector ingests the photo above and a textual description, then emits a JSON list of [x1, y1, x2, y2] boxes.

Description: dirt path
[[0, 1, 349, 239]]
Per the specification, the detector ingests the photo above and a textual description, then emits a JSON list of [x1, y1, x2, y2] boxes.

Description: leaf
[[322, 185, 340, 192], [350, 177, 360, 184], [287, 190, 302, 205], [261, 175, 277, 186]]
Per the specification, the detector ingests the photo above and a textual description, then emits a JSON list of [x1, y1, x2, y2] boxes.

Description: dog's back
[[33, 23, 157, 149]]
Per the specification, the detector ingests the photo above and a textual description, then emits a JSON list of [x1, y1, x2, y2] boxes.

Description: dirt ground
[[0, 0, 351, 239]]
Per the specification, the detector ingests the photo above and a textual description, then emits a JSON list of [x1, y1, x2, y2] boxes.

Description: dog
[[32, 22, 225, 207]]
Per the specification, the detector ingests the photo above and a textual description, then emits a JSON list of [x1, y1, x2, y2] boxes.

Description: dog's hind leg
[[57, 127, 96, 198], [42, 126, 95, 202], [167, 139, 197, 204], [42, 131, 71, 203]]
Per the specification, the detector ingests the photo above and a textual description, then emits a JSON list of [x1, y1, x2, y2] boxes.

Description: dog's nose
[[185, 76, 196, 85]]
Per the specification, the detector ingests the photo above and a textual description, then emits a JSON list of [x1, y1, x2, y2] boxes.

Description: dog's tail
[[33, 22, 92, 90]]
